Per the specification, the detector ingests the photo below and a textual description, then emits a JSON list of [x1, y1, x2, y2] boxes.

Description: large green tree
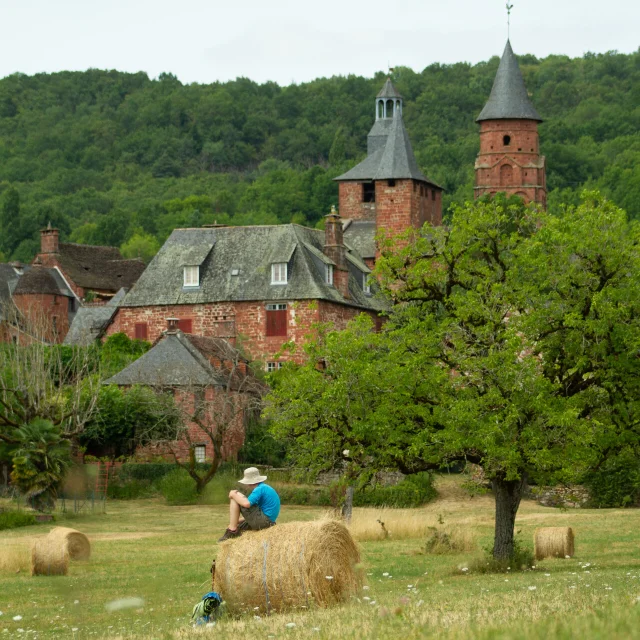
[[267, 193, 640, 560]]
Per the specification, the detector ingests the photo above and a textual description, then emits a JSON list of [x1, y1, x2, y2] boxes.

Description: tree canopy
[[0, 48, 639, 261], [266, 192, 640, 560]]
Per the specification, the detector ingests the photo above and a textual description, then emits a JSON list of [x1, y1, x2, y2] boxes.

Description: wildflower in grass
[[382, 572, 389, 577], [545, 573, 550, 577], [286, 622, 296, 628], [325, 576, 333, 580], [369, 600, 377, 605], [528, 586, 537, 591], [254, 616, 261, 621], [363, 586, 370, 590], [72, 629, 79, 632], [312, 628, 321, 632], [363, 597, 371, 601], [13, 616, 23, 621], [74, 601, 79, 605]]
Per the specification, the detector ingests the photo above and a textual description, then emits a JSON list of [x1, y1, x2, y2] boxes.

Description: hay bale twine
[[31, 540, 69, 576], [214, 519, 361, 614], [46, 527, 91, 560], [534, 527, 575, 560]]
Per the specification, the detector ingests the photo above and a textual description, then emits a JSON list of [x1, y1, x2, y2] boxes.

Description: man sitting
[[218, 467, 280, 542]]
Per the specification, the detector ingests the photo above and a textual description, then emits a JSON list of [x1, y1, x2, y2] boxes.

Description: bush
[[158, 469, 198, 505], [424, 525, 475, 554], [117, 463, 178, 483], [107, 479, 156, 500], [199, 471, 241, 505], [274, 484, 333, 506], [0, 511, 37, 531], [584, 455, 640, 508], [466, 536, 535, 574], [353, 473, 437, 508]]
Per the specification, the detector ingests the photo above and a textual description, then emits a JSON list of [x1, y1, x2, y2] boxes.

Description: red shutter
[[266, 310, 287, 337], [134, 323, 148, 340], [178, 318, 193, 334]]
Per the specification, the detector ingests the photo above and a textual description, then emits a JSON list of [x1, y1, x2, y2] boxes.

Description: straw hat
[[238, 467, 267, 485]]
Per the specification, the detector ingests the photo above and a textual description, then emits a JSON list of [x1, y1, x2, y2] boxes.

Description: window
[[68, 297, 74, 313], [135, 323, 148, 340], [363, 273, 371, 294], [184, 266, 199, 287], [266, 362, 285, 373], [387, 179, 396, 187], [271, 263, 288, 285], [266, 303, 287, 337], [194, 445, 206, 463], [377, 100, 384, 119], [386, 99, 394, 118], [325, 264, 334, 286], [503, 135, 511, 146], [431, 189, 436, 201], [178, 318, 193, 334], [363, 182, 375, 203]]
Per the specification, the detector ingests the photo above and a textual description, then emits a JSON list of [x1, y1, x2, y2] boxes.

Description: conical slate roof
[[335, 114, 440, 187], [477, 40, 542, 122], [377, 78, 402, 99]]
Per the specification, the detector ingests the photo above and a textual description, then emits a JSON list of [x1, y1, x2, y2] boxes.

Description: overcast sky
[[2, 0, 638, 86]]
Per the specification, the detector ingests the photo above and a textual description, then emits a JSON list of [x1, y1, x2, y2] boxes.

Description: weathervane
[[506, 3, 514, 39]]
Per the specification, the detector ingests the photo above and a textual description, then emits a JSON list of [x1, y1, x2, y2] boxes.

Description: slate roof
[[64, 288, 128, 346], [54, 243, 146, 292], [377, 78, 402, 99], [104, 331, 246, 388], [335, 114, 441, 188], [477, 40, 542, 122], [343, 220, 377, 260], [12, 266, 74, 298], [121, 224, 386, 312], [0, 263, 27, 312]]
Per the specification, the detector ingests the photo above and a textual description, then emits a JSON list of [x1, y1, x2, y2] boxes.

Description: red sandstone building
[[474, 41, 546, 206]]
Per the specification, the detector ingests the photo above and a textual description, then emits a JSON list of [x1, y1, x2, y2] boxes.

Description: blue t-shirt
[[248, 483, 280, 522]]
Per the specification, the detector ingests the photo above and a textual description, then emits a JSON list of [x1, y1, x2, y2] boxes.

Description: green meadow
[[1, 476, 640, 639]]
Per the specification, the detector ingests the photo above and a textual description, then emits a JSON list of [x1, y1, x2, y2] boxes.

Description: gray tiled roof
[[477, 40, 542, 122], [13, 265, 74, 298], [120, 225, 386, 313], [343, 221, 376, 260], [335, 115, 441, 188], [104, 331, 229, 387], [377, 78, 402, 99], [64, 288, 128, 346]]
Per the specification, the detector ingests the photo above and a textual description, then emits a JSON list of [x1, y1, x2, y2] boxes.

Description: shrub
[[353, 473, 437, 508], [158, 469, 198, 505], [0, 511, 37, 531], [273, 484, 333, 507], [584, 455, 640, 508], [117, 463, 178, 483], [424, 526, 475, 554], [199, 471, 241, 505], [107, 479, 156, 500], [466, 537, 535, 574]]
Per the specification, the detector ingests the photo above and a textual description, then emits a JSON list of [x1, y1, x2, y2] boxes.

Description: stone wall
[[531, 485, 591, 508]]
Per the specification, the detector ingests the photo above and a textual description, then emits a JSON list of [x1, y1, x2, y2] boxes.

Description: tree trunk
[[492, 474, 526, 560], [342, 485, 354, 523]]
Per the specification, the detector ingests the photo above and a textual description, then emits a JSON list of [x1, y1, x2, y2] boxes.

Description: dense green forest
[[0, 47, 639, 263]]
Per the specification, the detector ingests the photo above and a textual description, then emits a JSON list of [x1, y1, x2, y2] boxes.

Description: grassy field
[[1, 476, 640, 639]]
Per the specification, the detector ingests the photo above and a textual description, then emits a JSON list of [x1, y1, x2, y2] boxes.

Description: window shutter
[[266, 308, 287, 337], [178, 318, 193, 334], [134, 323, 148, 340]]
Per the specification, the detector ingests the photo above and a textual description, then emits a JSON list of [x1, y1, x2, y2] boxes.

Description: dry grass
[[214, 518, 361, 613], [46, 526, 91, 560], [348, 507, 441, 541], [0, 543, 30, 573], [424, 525, 477, 554], [31, 539, 69, 576]]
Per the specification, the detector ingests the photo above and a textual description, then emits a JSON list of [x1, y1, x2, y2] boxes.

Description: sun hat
[[238, 467, 267, 485]]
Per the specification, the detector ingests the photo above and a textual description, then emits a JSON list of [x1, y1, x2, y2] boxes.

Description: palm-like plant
[[10, 419, 72, 512]]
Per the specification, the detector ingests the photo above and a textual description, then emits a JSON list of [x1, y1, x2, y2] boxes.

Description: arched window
[[395, 100, 401, 114], [503, 135, 511, 146], [377, 100, 384, 119], [500, 164, 513, 185], [386, 99, 394, 118]]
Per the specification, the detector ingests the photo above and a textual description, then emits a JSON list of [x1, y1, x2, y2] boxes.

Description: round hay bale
[[46, 527, 90, 560], [534, 527, 575, 560], [214, 519, 361, 614], [31, 540, 69, 576]]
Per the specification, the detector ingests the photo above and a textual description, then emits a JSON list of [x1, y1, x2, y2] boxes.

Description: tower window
[[503, 135, 511, 146], [363, 182, 375, 203], [386, 99, 394, 118], [377, 100, 384, 119], [387, 179, 395, 187]]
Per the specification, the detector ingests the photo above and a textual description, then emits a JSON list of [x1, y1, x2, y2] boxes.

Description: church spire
[[476, 40, 542, 122]]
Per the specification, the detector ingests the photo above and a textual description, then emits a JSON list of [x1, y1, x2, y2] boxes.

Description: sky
[[1, 0, 638, 86]]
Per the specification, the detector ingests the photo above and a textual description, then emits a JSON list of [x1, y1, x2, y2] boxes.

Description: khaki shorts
[[240, 504, 276, 530]]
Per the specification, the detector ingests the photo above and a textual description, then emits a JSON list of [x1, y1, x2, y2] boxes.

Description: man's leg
[[229, 499, 241, 531]]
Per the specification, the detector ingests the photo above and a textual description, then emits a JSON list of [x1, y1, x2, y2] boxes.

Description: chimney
[[166, 318, 180, 334], [40, 223, 59, 254], [323, 206, 350, 300]]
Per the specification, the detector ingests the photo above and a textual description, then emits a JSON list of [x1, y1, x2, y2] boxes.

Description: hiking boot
[[218, 528, 241, 542]]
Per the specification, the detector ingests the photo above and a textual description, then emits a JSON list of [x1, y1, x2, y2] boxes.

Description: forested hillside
[[0, 48, 639, 263]]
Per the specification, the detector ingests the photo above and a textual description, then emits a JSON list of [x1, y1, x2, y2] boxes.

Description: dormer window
[[184, 266, 199, 287], [325, 264, 334, 286], [271, 263, 288, 285], [363, 273, 371, 295]]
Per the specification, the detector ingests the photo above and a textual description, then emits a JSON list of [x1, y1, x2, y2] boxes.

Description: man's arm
[[229, 489, 250, 508]]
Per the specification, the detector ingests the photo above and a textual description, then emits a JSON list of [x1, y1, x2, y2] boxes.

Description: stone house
[[104, 319, 260, 462], [106, 212, 386, 366]]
